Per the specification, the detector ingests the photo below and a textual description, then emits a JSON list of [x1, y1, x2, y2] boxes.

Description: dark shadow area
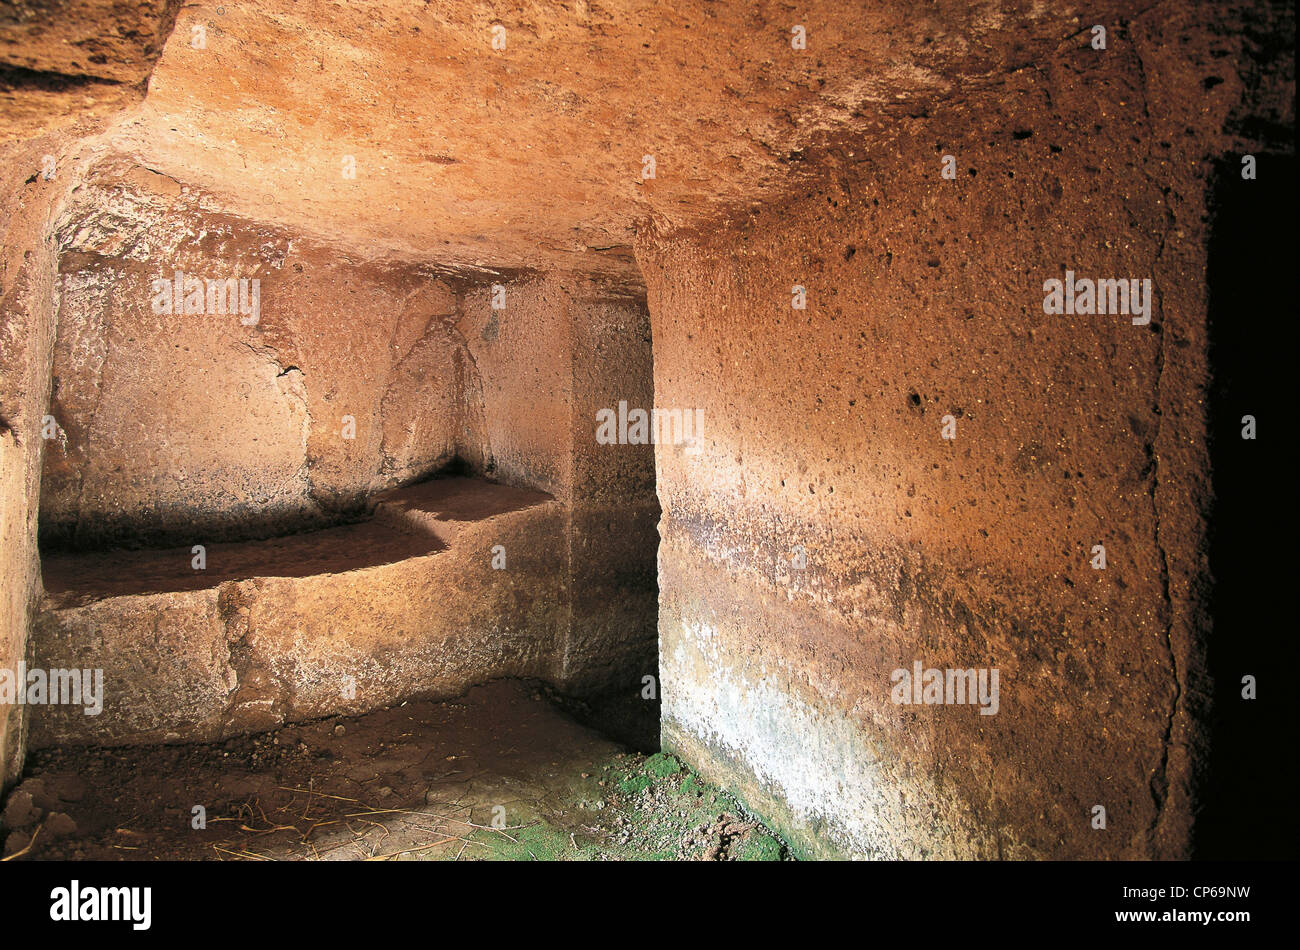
[[37, 453, 490, 555], [1196, 152, 1299, 859], [543, 683, 662, 754], [40, 475, 553, 601]]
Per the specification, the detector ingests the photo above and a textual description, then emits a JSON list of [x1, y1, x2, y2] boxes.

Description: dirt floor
[[0, 679, 789, 861]]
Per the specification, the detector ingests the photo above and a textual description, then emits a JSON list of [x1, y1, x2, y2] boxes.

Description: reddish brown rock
[[0, 0, 1292, 860], [640, 3, 1292, 858], [0, 0, 179, 144], [33, 478, 565, 746]]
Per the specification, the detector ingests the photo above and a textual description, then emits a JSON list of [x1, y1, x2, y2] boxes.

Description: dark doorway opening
[[1197, 152, 1299, 859]]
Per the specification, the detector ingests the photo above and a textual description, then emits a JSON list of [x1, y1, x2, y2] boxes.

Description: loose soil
[[1, 679, 788, 861]]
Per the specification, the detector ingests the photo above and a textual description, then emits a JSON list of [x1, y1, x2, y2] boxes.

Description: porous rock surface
[[33, 478, 566, 747], [1, 0, 1293, 861]]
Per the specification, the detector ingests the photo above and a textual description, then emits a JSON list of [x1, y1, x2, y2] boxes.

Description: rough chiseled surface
[[85, 0, 1188, 286], [2, 0, 183, 789], [0, 136, 92, 792], [642, 0, 1292, 858], [0, 0, 180, 144], [0, 0, 1293, 861], [32, 478, 567, 746], [41, 163, 467, 548]]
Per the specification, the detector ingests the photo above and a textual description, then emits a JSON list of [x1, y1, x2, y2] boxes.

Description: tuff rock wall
[[1, 0, 1292, 856], [641, 5, 1291, 859], [2, 0, 183, 791]]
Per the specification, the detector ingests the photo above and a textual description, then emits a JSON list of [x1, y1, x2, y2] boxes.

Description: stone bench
[[31, 477, 567, 747]]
